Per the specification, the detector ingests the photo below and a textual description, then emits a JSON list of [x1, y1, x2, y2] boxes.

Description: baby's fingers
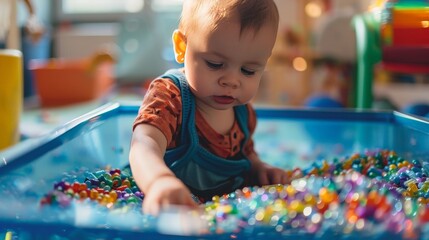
[[143, 198, 161, 216], [183, 195, 199, 208], [281, 171, 290, 184], [258, 172, 269, 186], [267, 173, 281, 185]]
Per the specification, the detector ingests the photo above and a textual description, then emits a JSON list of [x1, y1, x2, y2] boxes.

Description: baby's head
[[173, 0, 279, 110], [179, 0, 279, 38]]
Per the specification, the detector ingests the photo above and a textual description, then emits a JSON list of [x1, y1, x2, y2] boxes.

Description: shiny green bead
[[127, 196, 139, 203]]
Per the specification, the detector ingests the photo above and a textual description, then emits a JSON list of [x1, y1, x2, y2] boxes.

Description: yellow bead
[[122, 179, 131, 188], [304, 193, 317, 205], [321, 161, 330, 172], [212, 195, 220, 203], [90, 189, 99, 200], [219, 205, 232, 214], [309, 168, 318, 176], [422, 183, 429, 191], [289, 200, 305, 213], [402, 191, 411, 197], [109, 190, 118, 202], [286, 185, 296, 197], [273, 199, 286, 212], [320, 188, 337, 203], [408, 184, 418, 193]]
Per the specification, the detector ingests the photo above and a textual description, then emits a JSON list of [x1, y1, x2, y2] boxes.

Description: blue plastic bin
[[1, 103, 429, 239]]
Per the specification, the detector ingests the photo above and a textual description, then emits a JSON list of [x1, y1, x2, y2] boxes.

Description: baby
[[129, 0, 289, 215]]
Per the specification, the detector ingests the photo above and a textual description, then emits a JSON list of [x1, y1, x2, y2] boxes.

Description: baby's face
[[183, 17, 277, 112]]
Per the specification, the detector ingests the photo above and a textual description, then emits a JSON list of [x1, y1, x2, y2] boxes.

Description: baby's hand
[[256, 163, 290, 186], [143, 176, 198, 215]]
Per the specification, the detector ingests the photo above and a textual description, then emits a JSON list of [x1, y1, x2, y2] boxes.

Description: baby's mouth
[[213, 96, 235, 104]]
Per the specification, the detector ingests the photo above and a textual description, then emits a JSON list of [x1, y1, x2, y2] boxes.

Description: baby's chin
[[212, 102, 247, 111], [205, 101, 238, 111]]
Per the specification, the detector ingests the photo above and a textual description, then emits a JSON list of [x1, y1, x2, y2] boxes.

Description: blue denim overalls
[[161, 69, 252, 201]]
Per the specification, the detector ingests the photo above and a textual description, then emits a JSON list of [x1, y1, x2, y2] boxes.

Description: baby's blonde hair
[[179, 0, 279, 37]]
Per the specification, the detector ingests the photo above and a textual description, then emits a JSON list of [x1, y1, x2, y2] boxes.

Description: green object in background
[[352, 12, 382, 109], [352, 0, 429, 109]]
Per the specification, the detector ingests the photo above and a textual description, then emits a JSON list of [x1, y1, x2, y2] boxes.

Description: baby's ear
[[172, 30, 187, 64]]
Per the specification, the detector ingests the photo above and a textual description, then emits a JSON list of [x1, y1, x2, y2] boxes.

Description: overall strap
[[234, 104, 250, 144], [161, 69, 196, 143], [160, 69, 198, 169]]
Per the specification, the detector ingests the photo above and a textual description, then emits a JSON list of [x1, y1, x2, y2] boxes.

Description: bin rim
[[1, 102, 429, 175]]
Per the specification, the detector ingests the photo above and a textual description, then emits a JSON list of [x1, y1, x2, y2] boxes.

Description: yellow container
[[0, 49, 22, 150]]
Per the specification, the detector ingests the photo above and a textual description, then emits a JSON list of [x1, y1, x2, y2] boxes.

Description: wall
[[274, 0, 300, 30]]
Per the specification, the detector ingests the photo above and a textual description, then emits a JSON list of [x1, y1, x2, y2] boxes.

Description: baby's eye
[[241, 67, 255, 76], [205, 60, 223, 69]]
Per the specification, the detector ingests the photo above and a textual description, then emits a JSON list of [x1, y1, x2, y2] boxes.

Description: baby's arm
[[129, 124, 197, 215], [247, 152, 290, 186]]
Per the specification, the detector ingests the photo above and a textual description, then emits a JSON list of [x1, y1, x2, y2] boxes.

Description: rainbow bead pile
[[202, 150, 429, 238], [41, 149, 429, 237], [40, 167, 143, 209]]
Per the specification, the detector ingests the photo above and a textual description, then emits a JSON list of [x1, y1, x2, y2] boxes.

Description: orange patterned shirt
[[133, 78, 257, 159]]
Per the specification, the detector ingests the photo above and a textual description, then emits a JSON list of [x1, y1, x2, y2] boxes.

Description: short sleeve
[[243, 104, 257, 157], [133, 78, 182, 146]]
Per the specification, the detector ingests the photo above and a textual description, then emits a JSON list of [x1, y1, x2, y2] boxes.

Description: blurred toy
[[353, 0, 429, 109], [30, 51, 116, 107], [402, 103, 429, 117], [380, 0, 429, 47], [304, 95, 343, 108]]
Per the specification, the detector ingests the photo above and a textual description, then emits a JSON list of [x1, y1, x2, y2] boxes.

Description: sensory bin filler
[[1, 102, 429, 239]]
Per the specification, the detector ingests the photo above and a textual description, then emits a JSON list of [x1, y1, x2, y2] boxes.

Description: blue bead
[[85, 172, 98, 180], [423, 162, 429, 174], [406, 170, 417, 179], [94, 170, 106, 178], [412, 159, 422, 168], [85, 180, 91, 187], [393, 177, 401, 185]]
